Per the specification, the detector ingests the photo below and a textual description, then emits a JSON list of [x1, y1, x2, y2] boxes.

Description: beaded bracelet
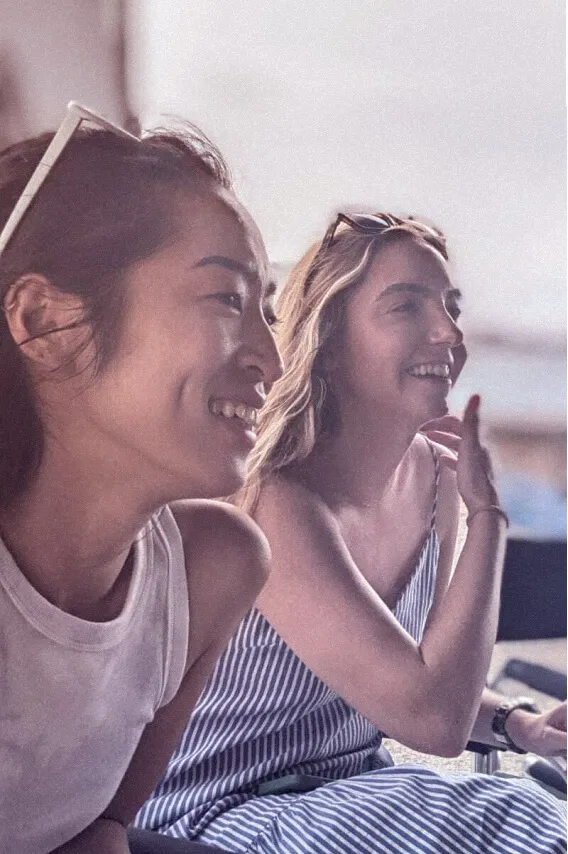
[[466, 504, 509, 528]]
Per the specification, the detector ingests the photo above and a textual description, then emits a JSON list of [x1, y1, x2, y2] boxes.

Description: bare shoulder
[[253, 472, 353, 596], [257, 471, 334, 527], [170, 500, 271, 662], [171, 498, 270, 567], [255, 471, 339, 548]]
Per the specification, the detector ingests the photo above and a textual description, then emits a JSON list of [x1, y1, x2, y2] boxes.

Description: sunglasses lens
[[350, 214, 391, 231]]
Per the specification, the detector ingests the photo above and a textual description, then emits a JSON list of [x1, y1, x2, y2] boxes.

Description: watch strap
[[491, 696, 540, 754]]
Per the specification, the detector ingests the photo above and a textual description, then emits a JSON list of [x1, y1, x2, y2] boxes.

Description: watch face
[[491, 699, 537, 754]]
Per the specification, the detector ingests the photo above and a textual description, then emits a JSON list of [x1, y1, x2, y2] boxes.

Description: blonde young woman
[[137, 213, 566, 853]]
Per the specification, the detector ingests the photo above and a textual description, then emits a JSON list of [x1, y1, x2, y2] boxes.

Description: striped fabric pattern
[[136, 443, 566, 852]]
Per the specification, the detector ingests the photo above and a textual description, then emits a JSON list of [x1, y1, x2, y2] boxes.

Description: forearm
[[418, 513, 506, 738]]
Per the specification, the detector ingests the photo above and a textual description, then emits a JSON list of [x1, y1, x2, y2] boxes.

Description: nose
[[239, 318, 284, 387], [427, 305, 463, 349]]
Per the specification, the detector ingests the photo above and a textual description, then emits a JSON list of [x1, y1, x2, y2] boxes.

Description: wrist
[[491, 696, 540, 753], [466, 504, 509, 528], [55, 817, 128, 852], [504, 707, 538, 753]]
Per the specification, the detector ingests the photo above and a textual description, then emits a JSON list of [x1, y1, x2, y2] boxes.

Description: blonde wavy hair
[[237, 212, 448, 513]]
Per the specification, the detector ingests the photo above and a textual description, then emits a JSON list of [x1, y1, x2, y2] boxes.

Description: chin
[[197, 461, 248, 501], [415, 398, 448, 430]]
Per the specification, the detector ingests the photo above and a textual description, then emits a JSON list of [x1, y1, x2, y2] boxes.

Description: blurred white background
[[127, 0, 565, 342], [1, 0, 565, 532]]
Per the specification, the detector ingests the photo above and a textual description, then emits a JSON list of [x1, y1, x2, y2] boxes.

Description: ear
[[3, 274, 85, 371]]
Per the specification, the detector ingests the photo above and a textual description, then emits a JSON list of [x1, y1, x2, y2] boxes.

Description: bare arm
[[256, 397, 506, 757], [423, 418, 567, 759], [54, 503, 270, 852]]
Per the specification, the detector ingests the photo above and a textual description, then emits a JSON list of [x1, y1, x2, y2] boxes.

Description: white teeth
[[408, 363, 450, 378], [210, 399, 258, 427]]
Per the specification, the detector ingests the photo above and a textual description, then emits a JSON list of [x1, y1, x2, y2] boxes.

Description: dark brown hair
[[0, 122, 231, 508]]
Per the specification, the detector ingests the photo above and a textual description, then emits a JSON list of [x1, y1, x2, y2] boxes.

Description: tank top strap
[[422, 436, 440, 534], [150, 505, 189, 709]]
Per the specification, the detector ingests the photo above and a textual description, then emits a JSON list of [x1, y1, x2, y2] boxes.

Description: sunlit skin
[[253, 225, 508, 757], [50, 187, 283, 506], [331, 236, 463, 442], [252, 229, 566, 762], [301, 236, 464, 527]]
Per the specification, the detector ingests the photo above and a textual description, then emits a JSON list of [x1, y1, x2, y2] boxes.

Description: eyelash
[[392, 300, 462, 322], [213, 292, 279, 328], [215, 292, 244, 313], [392, 300, 418, 314], [264, 312, 279, 328]]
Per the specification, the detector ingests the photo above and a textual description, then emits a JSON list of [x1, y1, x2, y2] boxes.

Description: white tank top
[[0, 505, 189, 854]]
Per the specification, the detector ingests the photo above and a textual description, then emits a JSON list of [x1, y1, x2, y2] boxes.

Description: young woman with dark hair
[[0, 106, 282, 853]]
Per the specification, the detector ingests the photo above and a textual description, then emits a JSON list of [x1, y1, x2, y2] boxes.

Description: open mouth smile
[[407, 362, 451, 380], [209, 398, 259, 430]]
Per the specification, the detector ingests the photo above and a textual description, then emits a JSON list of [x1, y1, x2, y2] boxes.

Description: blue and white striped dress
[[136, 449, 566, 853]]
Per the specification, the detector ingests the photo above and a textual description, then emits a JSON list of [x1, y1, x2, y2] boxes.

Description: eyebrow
[[378, 282, 462, 301], [196, 254, 277, 298]]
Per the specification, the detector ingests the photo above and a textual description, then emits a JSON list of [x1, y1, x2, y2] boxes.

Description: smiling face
[[330, 234, 463, 431], [52, 182, 283, 502]]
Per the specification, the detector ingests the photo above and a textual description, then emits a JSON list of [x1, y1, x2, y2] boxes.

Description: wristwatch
[[491, 696, 540, 753]]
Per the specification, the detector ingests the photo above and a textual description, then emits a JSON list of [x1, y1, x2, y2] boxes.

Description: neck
[[0, 443, 163, 618], [302, 406, 419, 510]]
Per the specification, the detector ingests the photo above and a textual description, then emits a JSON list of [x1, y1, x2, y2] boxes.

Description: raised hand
[[454, 395, 499, 515], [421, 414, 462, 462]]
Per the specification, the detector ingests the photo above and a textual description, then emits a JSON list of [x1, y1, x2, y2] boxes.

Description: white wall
[[0, 0, 127, 135], [127, 0, 566, 338]]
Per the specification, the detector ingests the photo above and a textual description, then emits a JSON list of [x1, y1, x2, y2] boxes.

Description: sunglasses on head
[[0, 102, 140, 346], [320, 212, 400, 251], [304, 211, 443, 293], [0, 101, 139, 258], [303, 212, 399, 293]]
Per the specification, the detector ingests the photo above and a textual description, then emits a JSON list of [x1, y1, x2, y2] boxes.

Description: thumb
[[545, 701, 567, 732], [540, 723, 568, 757]]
